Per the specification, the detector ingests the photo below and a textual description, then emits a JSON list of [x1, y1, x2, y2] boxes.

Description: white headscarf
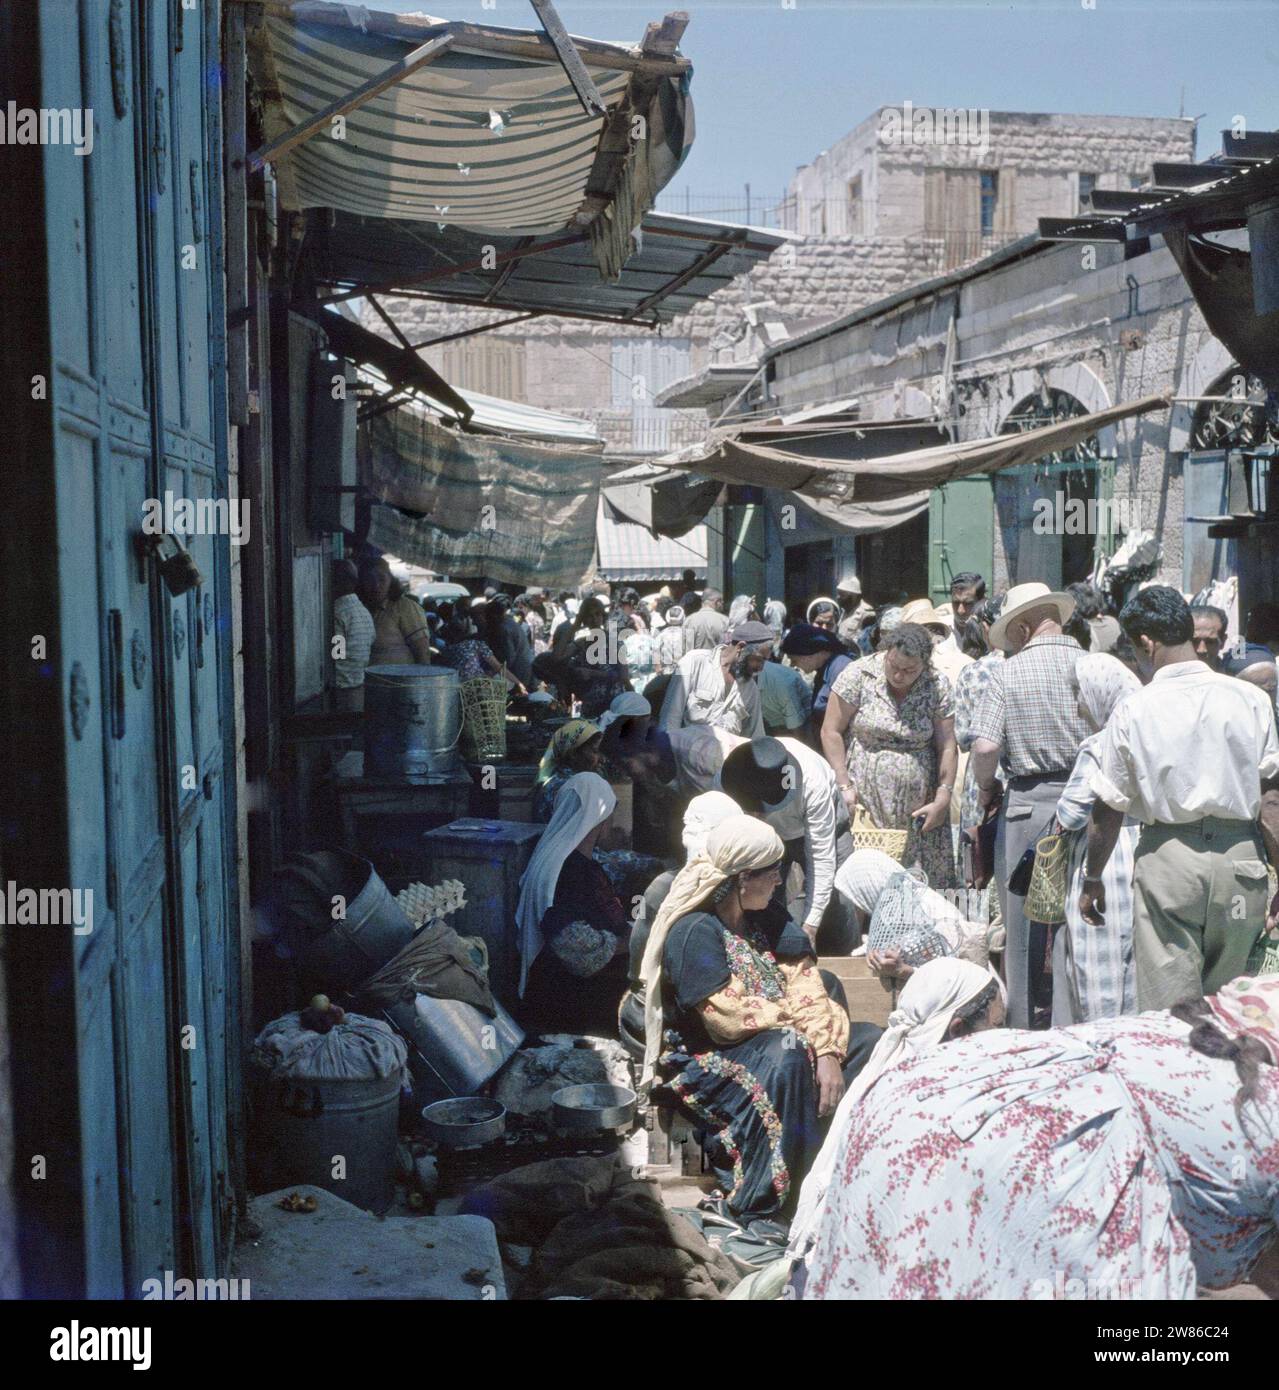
[[806, 596, 841, 625], [788, 957, 996, 1255], [681, 790, 741, 858], [515, 771, 616, 995], [639, 815, 784, 1088], [835, 849, 997, 966], [1074, 651, 1140, 732], [596, 690, 652, 731]]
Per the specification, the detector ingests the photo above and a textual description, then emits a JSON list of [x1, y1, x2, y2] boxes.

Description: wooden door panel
[[120, 893, 177, 1292], [77, 967, 125, 1299], [177, 831, 216, 1270]]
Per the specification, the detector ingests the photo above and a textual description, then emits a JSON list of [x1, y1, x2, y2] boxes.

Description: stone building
[[681, 225, 1276, 626], [367, 110, 1196, 461]]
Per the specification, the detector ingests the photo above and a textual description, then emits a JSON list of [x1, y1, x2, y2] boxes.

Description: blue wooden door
[[35, 0, 235, 1295]]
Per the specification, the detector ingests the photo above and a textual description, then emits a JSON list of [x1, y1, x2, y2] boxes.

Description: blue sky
[[379, 0, 1279, 199]]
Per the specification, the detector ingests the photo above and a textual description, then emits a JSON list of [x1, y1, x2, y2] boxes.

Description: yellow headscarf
[[535, 718, 601, 784], [639, 815, 784, 1088]]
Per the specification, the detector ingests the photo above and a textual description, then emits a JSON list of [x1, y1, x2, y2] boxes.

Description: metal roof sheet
[[309, 210, 795, 325]]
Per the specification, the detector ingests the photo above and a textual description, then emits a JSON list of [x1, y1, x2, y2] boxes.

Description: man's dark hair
[[1190, 604, 1229, 641], [1119, 585, 1194, 647], [1245, 601, 1279, 645], [974, 592, 1006, 627], [617, 586, 640, 607], [1063, 609, 1092, 650], [949, 572, 986, 599], [959, 616, 987, 660], [1066, 581, 1105, 621], [655, 594, 673, 616], [682, 591, 703, 615]]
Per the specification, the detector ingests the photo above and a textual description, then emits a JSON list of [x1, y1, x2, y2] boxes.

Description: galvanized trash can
[[252, 1009, 409, 1215], [363, 665, 462, 779]]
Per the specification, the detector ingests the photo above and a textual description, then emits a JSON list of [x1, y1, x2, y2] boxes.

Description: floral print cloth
[[831, 653, 957, 889], [801, 1012, 1279, 1299]]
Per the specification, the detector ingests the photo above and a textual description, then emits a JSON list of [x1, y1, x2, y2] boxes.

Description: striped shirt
[[971, 634, 1091, 778]]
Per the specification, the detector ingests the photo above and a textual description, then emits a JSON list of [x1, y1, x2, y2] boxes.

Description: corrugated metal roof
[[308, 211, 796, 325]]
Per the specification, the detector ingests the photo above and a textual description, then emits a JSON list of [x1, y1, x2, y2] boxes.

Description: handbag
[[866, 870, 953, 967], [961, 787, 1003, 889], [1008, 815, 1056, 897]]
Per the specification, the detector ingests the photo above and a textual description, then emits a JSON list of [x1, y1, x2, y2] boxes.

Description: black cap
[[720, 739, 791, 812]]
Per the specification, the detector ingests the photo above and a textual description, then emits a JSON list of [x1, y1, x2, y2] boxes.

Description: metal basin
[[551, 1083, 637, 1134], [421, 1096, 506, 1150]]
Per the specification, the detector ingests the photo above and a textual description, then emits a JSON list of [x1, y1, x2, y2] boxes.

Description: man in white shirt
[[1082, 586, 1279, 1010], [719, 737, 852, 946], [657, 622, 771, 738]]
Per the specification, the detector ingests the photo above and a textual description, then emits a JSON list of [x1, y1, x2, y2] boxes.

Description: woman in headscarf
[[822, 623, 959, 890], [789, 959, 1002, 1255], [639, 816, 854, 1224], [805, 596, 841, 635], [798, 975, 1279, 1300], [835, 847, 999, 966], [1051, 652, 1142, 1024], [781, 622, 855, 744], [532, 719, 603, 823], [617, 791, 742, 1058], [516, 771, 629, 1036]]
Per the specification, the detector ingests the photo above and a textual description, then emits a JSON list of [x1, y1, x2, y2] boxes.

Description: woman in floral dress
[[821, 624, 958, 890], [798, 975, 1279, 1300]]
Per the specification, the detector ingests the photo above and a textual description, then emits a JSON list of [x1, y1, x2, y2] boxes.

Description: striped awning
[[595, 498, 706, 582], [250, 3, 694, 278]]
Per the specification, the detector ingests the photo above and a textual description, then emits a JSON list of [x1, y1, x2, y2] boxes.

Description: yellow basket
[[459, 677, 507, 760], [851, 805, 908, 863], [1025, 833, 1068, 925]]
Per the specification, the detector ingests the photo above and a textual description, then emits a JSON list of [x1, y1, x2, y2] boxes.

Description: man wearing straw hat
[[970, 582, 1090, 1028]]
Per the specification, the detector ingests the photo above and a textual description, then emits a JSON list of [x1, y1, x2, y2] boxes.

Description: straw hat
[[988, 582, 1076, 652], [900, 599, 950, 633], [836, 573, 863, 597]]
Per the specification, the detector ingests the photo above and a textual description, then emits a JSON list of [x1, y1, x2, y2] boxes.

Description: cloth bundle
[[354, 917, 496, 1017], [459, 1155, 741, 1299]]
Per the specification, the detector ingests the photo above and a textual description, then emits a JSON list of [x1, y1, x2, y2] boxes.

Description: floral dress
[[831, 654, 957, 889], [800, 1012, 1279, 1300]]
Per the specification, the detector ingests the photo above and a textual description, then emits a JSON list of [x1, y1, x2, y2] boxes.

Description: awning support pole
[[249, 34, 455, 171], [528, 0, 609, 118], [413, 313, 541, 349]]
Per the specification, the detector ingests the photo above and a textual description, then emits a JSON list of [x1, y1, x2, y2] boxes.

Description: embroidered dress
[[831, 654, 957, 889], [656, 910, 847, 1222], [801, 1012, 1279, 1300]]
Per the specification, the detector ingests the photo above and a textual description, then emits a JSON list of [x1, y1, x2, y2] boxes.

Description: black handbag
[[962, 786, 1003, 889], [1008, 815, 1057, 897]]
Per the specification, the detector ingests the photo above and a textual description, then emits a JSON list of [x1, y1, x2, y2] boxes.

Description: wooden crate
[[818, 955, 897, 1028]]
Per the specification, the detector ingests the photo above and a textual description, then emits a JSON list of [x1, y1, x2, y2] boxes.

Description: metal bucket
[[363, 665, 461, 778], [385, 993, 524, 1106], [259, 1070, 402, 1215], [279, 849, 416, 992]]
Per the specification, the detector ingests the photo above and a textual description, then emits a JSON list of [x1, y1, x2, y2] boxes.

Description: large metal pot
[[421, 1097, 506, 1150], [551, 1083, 637, 1134]]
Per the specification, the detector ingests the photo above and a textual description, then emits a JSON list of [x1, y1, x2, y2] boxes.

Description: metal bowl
[[420, 1096, 506, 1150], [551, 1083, 637, 1134]]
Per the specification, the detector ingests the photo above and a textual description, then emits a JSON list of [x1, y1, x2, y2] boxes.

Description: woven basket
[[851, 805, 908, 863], [459, 677, 507, 760], [1025, 833, 1068, 925]]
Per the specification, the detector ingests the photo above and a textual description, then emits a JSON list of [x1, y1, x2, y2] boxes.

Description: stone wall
[[765, 232, 1230, 592]]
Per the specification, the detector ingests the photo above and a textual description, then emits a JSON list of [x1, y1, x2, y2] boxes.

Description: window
[[1129, 172, 1146, 190], [1078, 172, 1097, 211], [980, 171, 999, 234], [846, 175, 863, 236]]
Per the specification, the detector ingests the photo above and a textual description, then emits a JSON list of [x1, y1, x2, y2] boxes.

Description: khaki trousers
[[1131, 817, 1269, 1012]]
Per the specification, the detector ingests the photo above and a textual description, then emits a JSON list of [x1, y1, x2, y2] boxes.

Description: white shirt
[[662, 727, 842, 930], [749, 737, 844, 931], [658, 647, 764, 738], [1089, 660, 1279, 824], [333, 593, 375, 688]]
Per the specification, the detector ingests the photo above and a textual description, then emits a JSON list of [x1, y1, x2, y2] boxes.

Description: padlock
[[144, 532, 204, 596]]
